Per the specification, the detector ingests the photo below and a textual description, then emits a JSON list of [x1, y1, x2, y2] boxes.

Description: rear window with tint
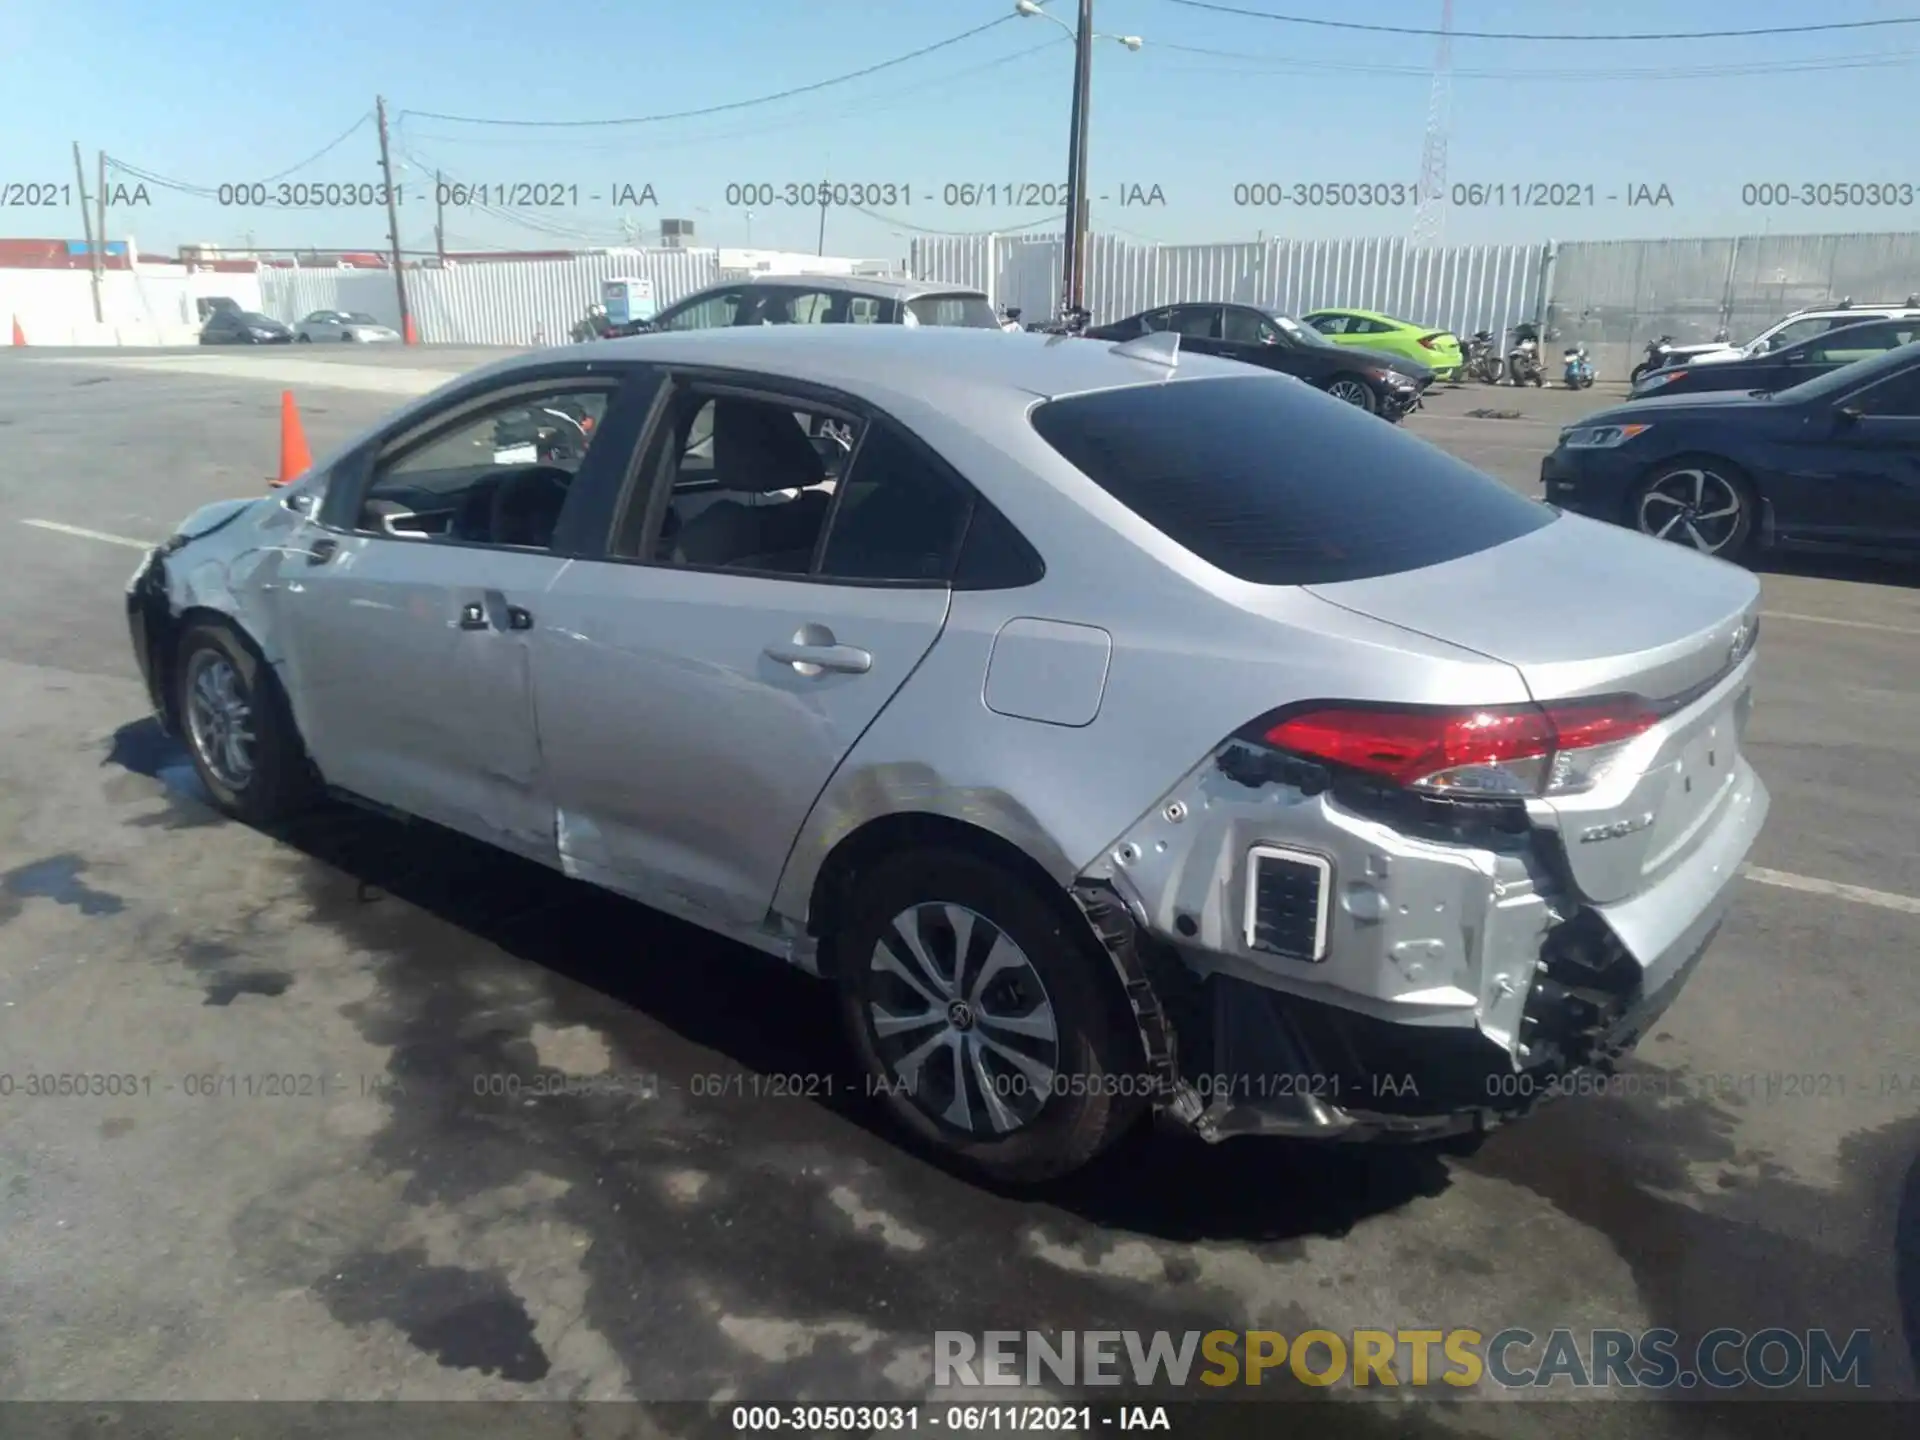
[[1028, 374, 1554, 585]]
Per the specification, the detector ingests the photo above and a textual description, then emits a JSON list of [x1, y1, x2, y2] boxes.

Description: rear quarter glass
[[1028, 374, 1555, 585]]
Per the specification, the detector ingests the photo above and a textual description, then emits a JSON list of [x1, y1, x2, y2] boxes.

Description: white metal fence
[[2, 266, 264, 346], [911, 232, 1545, 351], [257, 249, 721, 345], [913, 229, 1919, 379]]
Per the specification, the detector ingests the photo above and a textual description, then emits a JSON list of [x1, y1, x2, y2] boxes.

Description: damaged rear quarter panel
[[1084, 753, 1569, 1062]]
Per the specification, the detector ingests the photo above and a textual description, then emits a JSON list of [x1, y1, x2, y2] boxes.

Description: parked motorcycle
[[571, 304, 615, 343], [1562, 341, 1595, 389], [1506, 323, 1544, 387], [1630, 334, 1677, 384], [1463, 329, 1504, 384], [998, 306, 1025, 332], [1029, 305, 1092, 337]]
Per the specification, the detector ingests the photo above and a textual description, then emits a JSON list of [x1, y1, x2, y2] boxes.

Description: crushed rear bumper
[[1072, 743, 1766, 1145]]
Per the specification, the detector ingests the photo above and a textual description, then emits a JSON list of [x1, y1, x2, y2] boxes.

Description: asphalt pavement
[[0, 346, 1914, 1435]]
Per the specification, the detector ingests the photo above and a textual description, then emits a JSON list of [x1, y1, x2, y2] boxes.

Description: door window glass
[[1806, 324, 1913, 365], [631, 389, 855, 574], [1308, 313, 1348, 334], [1850, 365, 1920, 416], [1170, 307, 1220, 339], [655, 289, 744, 331], [1222, 309, 1277, 344], [762, 290, 841, 325], [816, 426, 974, 582], [357, 386, 612, 548]]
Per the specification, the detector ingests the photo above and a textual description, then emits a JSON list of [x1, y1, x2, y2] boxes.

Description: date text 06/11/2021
[[1230, 181, 1676, 208], [719, 182, 1169, 209]]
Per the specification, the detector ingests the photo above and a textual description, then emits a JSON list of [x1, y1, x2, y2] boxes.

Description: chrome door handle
[[764, 642, 872, 675], [457, 602, 489, 630]]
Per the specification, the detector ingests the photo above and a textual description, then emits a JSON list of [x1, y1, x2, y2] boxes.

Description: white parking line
[[1760, 609, 1920, 638], [19, 518, 154, 550], [13, 517, 1920, 920], [1741, 867, 1920, 915]]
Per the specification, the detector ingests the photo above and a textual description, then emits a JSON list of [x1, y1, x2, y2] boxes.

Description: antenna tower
[[1411, 0, 1454, 247]]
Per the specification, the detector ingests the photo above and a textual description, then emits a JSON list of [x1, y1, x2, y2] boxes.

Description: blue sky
[[3, 0, 1917, 260]]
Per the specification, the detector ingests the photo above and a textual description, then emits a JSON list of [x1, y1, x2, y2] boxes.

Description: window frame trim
[[597, 367, 1006, 590], [316, 370, 630, 553]]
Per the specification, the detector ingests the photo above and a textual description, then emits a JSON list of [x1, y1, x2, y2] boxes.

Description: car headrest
[[711, 400, 827, 493]]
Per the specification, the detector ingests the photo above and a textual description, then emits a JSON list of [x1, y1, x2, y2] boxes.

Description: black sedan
[[199, 310, 293, 345], [1629, 317, 1919, 400], [1541, 341, 1920, 562], [1083, 303, 1432, 420]]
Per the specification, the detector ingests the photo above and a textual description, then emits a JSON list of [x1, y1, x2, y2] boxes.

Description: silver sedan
[[125, 325, 1769, 1182], [294, 309, 401, 343]]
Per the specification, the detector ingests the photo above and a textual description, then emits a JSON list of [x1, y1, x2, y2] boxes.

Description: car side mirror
[[1835, 405, 1863, 428], [281, 489, 319, 517]]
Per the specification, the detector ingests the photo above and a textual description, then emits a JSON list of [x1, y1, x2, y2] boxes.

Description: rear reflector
[[1260, 698, 1661, 798]]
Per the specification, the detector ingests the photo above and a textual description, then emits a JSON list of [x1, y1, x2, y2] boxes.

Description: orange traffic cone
[[403, 314, 418, 345], [274, 391, 312, 488], [10, 315, 24, 346]]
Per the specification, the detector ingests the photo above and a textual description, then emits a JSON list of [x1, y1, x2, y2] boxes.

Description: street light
[[1016, 0, 1141, 315]]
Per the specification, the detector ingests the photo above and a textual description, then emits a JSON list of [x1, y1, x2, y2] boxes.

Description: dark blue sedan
[[1540, 341, 1920, 563]]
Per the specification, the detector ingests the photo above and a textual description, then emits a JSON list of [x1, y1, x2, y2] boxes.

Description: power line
[[1153, 0, 1920, 41], [398, 15, 1018, 128], [105, 113, 375, 199], [395, 37, 1067, 157], [1151, 38, 1920, 79]]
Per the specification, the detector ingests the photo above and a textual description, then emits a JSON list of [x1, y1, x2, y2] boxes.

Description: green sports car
[[1301, 308, 1464, 380]]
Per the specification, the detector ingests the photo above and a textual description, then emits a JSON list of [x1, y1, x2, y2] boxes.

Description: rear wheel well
[[808, 814, 1081, 973], [807, 812, 1148, 1078]]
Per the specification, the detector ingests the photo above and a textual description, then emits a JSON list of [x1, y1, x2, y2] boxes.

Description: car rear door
[[527, 373, 969, 932]]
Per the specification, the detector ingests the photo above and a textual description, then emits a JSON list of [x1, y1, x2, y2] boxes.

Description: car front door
[[528, 376, 971, 933], [304, 312, 341, 341], [1794, 361, 1920, 546], [260, 366, 655, 859]]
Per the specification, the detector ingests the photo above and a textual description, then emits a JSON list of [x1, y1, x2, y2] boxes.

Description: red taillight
[[1259, 698, 1659, 798], [1417, 332, 1447, 350]]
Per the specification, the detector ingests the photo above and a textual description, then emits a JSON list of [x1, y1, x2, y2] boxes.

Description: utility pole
[[1060, 0, 1094, 314], [96, 151, 109, 284], [375, 95, 413, 342], [434, 169, 446, 264], [817, 190, 829, 256], [73, 143, 103, 322]]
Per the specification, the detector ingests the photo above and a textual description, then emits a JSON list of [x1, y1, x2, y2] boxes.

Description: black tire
[[1628, 455, 1757, 562], [1325, 374, 1378, 414], [1629, 361, 1649, 384], [341, 332, 354, 342], [834, 848, 1145, 1184], [174, 621, 317, 825], [296, 333, 311, 343]]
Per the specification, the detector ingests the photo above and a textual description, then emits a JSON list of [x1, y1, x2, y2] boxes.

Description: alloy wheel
[[1327, 379, 1372, 407], [1637, 468, 1744, 554], [866, 902, 1061, 1136], [184, 650, 256, 790]]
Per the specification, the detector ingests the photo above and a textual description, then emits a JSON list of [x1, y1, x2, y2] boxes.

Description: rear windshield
[[903, 293, 998, 329], [1028, 374, 1554, 585]]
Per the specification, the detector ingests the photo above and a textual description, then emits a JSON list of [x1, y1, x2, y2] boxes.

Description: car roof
[[563, 324, 1261, 400], [710, 274, 985, 301], [1786, 305, 1920, 320]]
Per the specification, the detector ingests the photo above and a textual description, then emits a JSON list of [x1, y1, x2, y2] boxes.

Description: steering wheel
[[534, 407, 591, 462], [488, 465, 573, 547]]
